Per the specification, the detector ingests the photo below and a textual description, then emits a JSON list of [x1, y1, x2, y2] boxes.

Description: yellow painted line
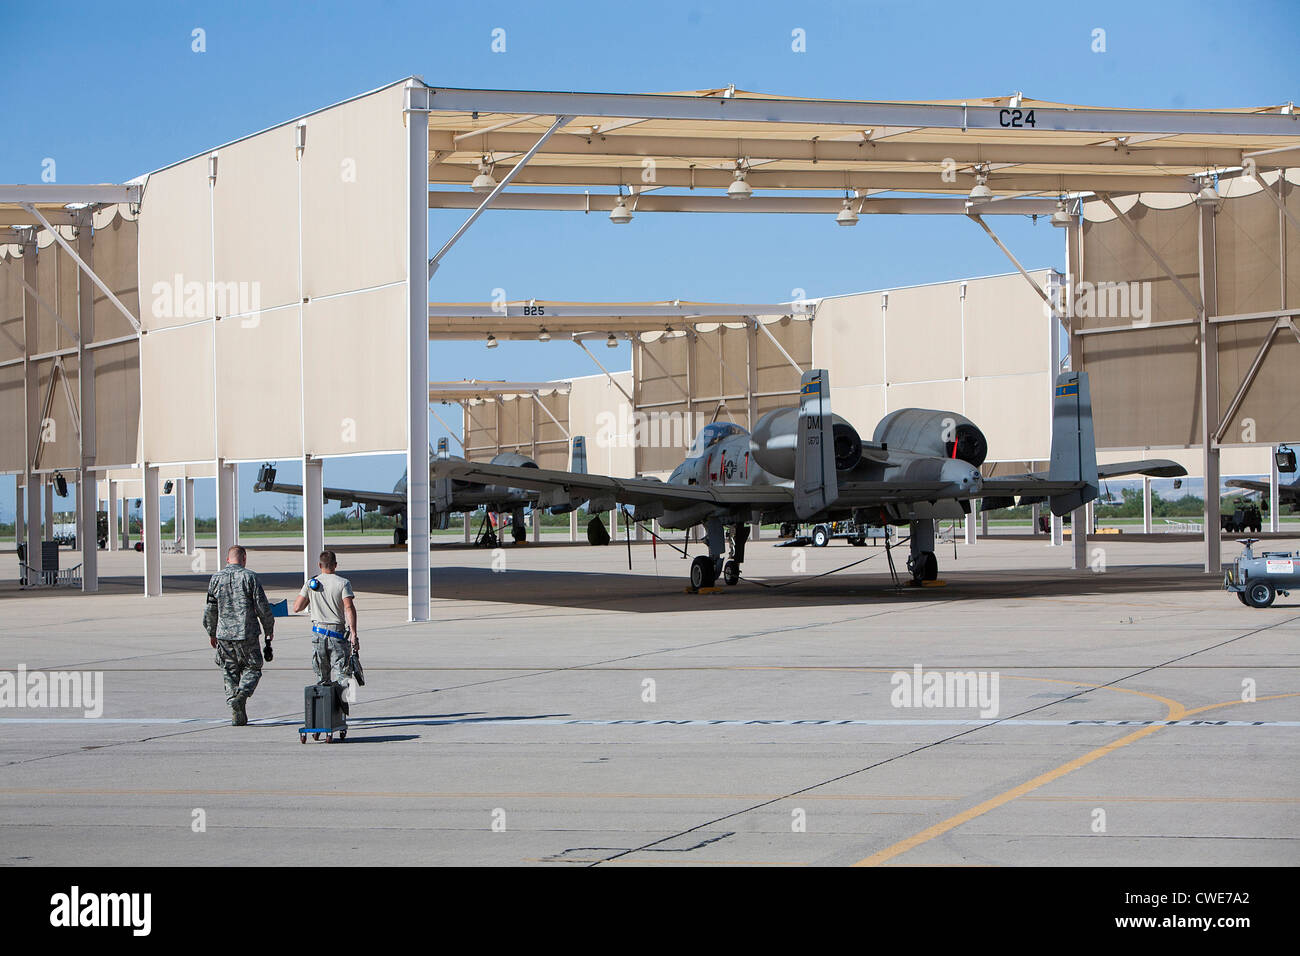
[[853, 691, 1300, 867]]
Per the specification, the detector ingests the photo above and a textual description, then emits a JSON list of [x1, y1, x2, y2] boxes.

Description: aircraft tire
[[512, 523, 528, 543], [723, 559, 740, 586], [1244, 581, 1276, 608], [920, 551, 938, 581], [394, 527, 407, 546], [690, 555, 716, 589]]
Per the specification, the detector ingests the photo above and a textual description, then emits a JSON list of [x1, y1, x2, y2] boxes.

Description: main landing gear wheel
[[512, 523, 528, 543], [690, 555, 717, 589], [393, 527, 407, 546], [812, 525, 830, 548], [723, 560, 740, 586], [1244, 581, 1276, 608]]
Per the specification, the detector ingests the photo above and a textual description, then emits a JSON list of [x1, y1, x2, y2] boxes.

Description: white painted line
[[2, 717, 1298, 728]]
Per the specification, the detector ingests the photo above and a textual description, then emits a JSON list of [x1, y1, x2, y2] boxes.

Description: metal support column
[[183, 477, 195, 554], [1066, 218, 1087, 570], [965, 510, 976, 545], [120, 494, 129, 549], [406, 84, 432, 620], [216, 459, 236, 560], [303, 455, 324, 580], [142, 464, 161, 596], [569, 510, 577, 542], [22, 237, 40, 584], [1198, 203, 1221, 573], [1030, 502, 1040, 535], [107, 480, 118, 551], [1143, 477, 1153, 533], [1269, 455, 1281, 532], [15, 482, 23, 547], [75, 216, 98, 591]]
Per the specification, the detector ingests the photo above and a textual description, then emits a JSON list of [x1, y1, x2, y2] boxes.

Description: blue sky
[[2, 0, 1295, 521]]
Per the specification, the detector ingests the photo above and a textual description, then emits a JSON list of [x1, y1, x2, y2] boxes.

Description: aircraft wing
[[255, 478, 406, 510], [432, 459, 792, 509], [1225, 477, 1271, 495]]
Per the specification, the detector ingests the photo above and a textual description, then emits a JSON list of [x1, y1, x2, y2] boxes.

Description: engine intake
[[750, 407, 863, 479], [872, 409, 988, 468]]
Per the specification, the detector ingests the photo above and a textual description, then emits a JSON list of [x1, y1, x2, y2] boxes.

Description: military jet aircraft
[[1226, 446, 1299, 511], [431, 370, 1186, 588], [255, 436, 589, 546]]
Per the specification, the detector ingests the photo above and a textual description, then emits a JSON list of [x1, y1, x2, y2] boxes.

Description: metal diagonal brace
[[1098, 194, 1202, 314], [531, 392, 570, 439], [574, 339, 633, 404], [1215, 315, 1299, 443], [754, 316, 805, 374], [428, 114, 573, 279], [639, 341, 691, 400], [19, 277, 78, 342], [1250, 171, 1300, 235], [966, 213, 1056, 313], [18, 203, 141, 333], [428, 405, 467, 451]]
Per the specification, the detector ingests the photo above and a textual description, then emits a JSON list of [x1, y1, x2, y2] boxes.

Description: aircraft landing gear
[[511, 509, 528, 544], [393, 525, 408, 546], [723, 560, 740, 586], [907, 518, 939, 584], [690, 555, 717, 589]]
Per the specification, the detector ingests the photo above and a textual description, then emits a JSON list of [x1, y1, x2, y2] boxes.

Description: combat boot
[[231, 695, 248, 726]]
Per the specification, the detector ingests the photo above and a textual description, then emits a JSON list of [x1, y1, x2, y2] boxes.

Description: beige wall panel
[[964, 373, 1051, 461], [1081, 325, 1201, 448], [886, 282, 962, 383], [212, 125, 301, 314], [1082, 206, 1200, 327], [814, 293, 884, 388], [964, 272, 1052, 379], [302, 283, 407, 456], [831, 385, 886, 436], [92, 213, 142, 342], [534, 442, 568, 471], [93, 340, 141, 468], [35, 241, 78, 355], [569, 372, 634, 477], [497, 398, 523, 450], [533, 393, 567, 447], [693, 333, 723, 400], [0, 253, 22, 363], [0, 362, 24, 470], [886, 379, 965, 418], [639, 335, 689, 407], [216, 305, 303, 459], [301, 84, 407, 299], [34, 356, 79, 471], [141, 323, 214, 462], [137, 157, 212, 331], [1216, 191, 1282, 317], [1218, 325, 1299, 444]]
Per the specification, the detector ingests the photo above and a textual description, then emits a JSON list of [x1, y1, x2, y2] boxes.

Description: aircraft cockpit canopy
[[686, 422, 749, 459]]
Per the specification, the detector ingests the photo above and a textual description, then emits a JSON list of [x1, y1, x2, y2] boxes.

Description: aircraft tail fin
[[1047, 371, 1099, 516], [794, 369, 838, 519], [570, 435, 587, 475]]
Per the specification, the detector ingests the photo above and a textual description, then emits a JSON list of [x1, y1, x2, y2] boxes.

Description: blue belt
[[312, 624, 346, 640]]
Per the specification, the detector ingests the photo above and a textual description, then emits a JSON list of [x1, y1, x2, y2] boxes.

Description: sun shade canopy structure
[[416, 85, 1300, 213], [428, 300, 808, 340]]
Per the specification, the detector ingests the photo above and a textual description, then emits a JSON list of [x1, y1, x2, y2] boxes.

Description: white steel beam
[[22, 239, 40, 584], [303, 455, 324, 582], [428, 192, 1062, 216], [183, 477, 196, 554], [414, 87, 1300, 137], [406, 83, 432, 622], [143, 464, 161, 596], [1198, 204, 1222, 574], [573, 340, 633, 403], [0, 184, 141, 204], [967, 214, 1056, 313], [755, 317, 804, 374]]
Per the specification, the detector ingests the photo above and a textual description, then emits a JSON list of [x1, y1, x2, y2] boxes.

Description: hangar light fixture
[[967, 168, 993, 205], [606, 333, 618, 348], [485, 334, 498, 349], [835, 197, 859, 227], [471, 161, 497, 194], [609, 197, 633, 224], [727, 165, 753, 200], [538, 327, 551, 342], [1051, 199, 1073, 227]]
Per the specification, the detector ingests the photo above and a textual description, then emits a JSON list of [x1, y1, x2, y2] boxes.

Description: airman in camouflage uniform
[[203, 545, 275, 725]]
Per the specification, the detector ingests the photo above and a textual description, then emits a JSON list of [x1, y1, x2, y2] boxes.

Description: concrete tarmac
[[2, 532, 1297, 866]]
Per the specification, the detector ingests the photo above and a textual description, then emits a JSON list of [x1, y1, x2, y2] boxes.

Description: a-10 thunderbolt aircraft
[[255, 436, 589, 546], [431, 369, 1187, 588]]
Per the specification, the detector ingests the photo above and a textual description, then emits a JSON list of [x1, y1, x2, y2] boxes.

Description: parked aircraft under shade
[[431, 370, 1186, 589], [254, 436, 590, 546]]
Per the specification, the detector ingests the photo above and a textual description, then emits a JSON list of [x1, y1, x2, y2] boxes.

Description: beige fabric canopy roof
[[422, 86, 1300, 200]]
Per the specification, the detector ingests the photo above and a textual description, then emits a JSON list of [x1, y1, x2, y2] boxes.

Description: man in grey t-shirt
[[291, 550, 358, 686]]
